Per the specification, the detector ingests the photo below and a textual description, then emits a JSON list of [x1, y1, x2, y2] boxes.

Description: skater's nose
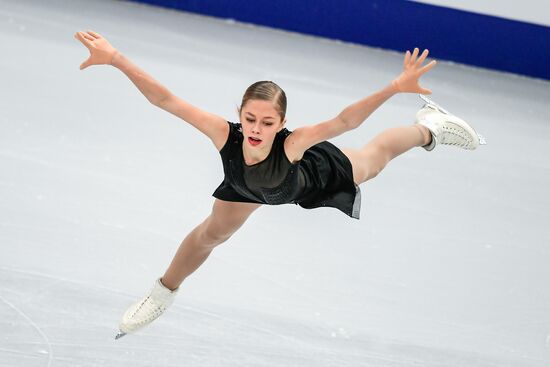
[[251, 122, 261, 134]]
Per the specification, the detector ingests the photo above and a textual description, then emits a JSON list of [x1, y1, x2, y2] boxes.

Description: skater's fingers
[[419, 87, 432, 95], [81, 31, 95, 42], [415, 49, 429, 66], [74, 32, 92, 49], [410, 47, 420, 64], [87, 30, 102, 39], [74, 31, 85, 42], [403, 50, 411, 67], [419, 60, 437, 75], [76, 31, 93, 43], [79, 57, 92, 70]]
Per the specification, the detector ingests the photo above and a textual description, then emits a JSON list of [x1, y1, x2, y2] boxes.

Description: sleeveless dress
[[212, 121, 361, 219]]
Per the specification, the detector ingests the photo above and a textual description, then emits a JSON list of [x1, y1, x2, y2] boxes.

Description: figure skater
[[74, 30, 482, 339]]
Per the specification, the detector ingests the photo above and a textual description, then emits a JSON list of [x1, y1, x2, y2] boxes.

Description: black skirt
[[295, 140, 361, 219]]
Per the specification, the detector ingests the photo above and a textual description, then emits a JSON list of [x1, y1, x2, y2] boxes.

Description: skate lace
[[130, 296, 166, 326], [440, 125, 474, 147]]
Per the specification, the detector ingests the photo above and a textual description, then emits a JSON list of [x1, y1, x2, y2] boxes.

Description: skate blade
[[478, 134, 487, 145], [115, 332, 127, 340], [418, 94, 450, 114]]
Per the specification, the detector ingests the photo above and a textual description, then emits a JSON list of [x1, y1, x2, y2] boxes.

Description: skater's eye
[[246, 118, 255, 123], [264, 122, 273, 126]]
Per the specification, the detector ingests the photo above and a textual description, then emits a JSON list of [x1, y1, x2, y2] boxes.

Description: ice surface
[[1, 0, 549, 366]]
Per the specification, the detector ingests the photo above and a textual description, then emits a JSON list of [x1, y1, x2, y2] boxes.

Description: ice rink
[[1, 0, 550, 366]]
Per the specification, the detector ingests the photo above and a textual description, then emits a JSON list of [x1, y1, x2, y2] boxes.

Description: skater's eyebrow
[[244, 112, 276, 120]]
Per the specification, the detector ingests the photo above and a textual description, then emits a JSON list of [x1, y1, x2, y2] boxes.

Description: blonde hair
[[240, 81, 287, 121]]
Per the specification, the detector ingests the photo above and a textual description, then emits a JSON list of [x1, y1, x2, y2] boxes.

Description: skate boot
[[115, 278, 178, 339], [415, 94, 486, 151]]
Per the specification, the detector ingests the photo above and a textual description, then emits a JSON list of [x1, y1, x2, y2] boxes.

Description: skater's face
[[240, 99, 285, 150]]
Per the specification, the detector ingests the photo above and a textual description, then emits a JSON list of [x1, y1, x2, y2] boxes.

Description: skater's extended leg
[[117, 200, 260, 338], [161, 200, 261, 290], [342, 124, 431, 184]]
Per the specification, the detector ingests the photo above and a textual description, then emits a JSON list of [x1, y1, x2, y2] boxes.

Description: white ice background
[[1, 0, 550, 366]]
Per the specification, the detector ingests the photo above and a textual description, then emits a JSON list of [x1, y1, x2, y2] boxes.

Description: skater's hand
[[74, 30, 119, 70], [392, 48, 436, 95]]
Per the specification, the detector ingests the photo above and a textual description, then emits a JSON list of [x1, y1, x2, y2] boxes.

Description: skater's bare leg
[[342, 124, 431, 184], [161, 200, 261, 290]]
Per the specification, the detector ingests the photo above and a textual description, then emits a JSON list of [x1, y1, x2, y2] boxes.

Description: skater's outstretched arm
[[74, 30, 228, 150], [284, 48, 436, 161]]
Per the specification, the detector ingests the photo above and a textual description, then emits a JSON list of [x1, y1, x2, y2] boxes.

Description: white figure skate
[[115, 278, 178, 339], [416, 94, 486, 151]]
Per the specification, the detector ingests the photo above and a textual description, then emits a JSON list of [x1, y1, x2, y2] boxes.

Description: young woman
[[74, 30, 481, 339]]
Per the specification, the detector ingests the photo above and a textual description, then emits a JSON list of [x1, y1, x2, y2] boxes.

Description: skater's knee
[[199, 218, 234, 247], [195, 201, 256, 248], [362, 144, 390, 180], [367, 140, 392, 159]]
